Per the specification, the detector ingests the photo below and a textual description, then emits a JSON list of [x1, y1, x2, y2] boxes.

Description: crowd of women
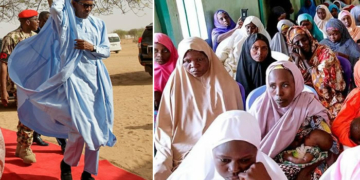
[[153, 0, 360, 179]]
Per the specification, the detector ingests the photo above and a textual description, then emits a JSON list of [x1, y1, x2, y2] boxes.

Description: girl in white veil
[[168, 110, 287, 180]]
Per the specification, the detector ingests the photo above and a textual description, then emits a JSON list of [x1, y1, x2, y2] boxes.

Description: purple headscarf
[[248, 61, 329, 158], [211, 10, 236, 51]]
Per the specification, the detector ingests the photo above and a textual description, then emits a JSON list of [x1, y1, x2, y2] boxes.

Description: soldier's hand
[[74, 39, 94, 51], [1, 90, 9, 107]]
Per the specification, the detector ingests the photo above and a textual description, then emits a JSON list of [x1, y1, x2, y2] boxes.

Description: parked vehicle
[[108, 33, 121, 53], [138, 23, 153, 76]]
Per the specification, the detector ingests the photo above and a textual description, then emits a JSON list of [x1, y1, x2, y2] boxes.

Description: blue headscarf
[[328, 2, 340, 14], [297, 13, 324, 42], [211, 10, 236, 51], [298, 0, 317, 18], [351, 5, 360, 26], [320, 18, 360, 68]]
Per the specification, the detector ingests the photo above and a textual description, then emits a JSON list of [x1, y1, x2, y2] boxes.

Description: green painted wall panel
[[154, 8, 162, 33]]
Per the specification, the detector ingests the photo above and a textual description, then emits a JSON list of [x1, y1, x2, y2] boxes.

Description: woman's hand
[[235, 18, 243, 29], [238, 162, 271, 180], [290, 45, 303, 66]]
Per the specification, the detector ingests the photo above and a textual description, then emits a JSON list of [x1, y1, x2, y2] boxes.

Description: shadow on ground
[[110, 71, 152, 86]]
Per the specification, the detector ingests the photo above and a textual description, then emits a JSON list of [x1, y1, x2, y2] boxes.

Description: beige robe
[[153, 37, 243, 179]]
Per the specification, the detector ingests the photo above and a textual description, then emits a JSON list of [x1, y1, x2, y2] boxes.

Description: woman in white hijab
[[215, 16, 271, 79], [314, 4, 333, 34], [154, 37, 243, 179], [320, 146, 360, 180], [270, 19, 295, 56], [168, 110, 287, 180]]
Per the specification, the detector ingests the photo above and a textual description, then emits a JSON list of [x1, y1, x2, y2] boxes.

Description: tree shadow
[[110, 71, 152, 86], [125, 123, 153, 131]]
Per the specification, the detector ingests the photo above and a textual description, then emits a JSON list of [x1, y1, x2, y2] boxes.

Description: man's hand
[[238, 162, 271, 180], [74, 39, 94, 51], [1, 90, 9, 107]]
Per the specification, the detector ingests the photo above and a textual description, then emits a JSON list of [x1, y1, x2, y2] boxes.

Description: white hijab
[[314, 5, 333, 34], [270, 19, 295, 56], [168, 110, 287, 180], [215, 16, 271, 79], [320, 146, 360, 180], [154, 37, 243, 179]]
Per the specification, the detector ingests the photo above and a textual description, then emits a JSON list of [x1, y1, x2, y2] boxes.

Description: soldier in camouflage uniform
[[0, 9, 39, 164]]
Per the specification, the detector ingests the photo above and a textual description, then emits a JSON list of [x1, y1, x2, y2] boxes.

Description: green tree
[[0, 0, 152, 22], [112, 29, 127, 39]]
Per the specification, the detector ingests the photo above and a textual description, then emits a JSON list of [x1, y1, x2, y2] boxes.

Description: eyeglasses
[[76, 2, 96, 9]]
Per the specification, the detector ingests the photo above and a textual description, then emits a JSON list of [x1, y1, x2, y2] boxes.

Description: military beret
[[18, 10, 38, 19]]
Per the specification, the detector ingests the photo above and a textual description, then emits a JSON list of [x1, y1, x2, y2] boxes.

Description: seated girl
[[154, 33, 178, 111], [270, 19, 294, 56], [287, 26, 346, 122], [168, 110, 287, 180], [338, 10, 360, 49], [154, 37, 243, 179], [236, 33, 276, 98], [215, 16, 271, 79], [211, 10, 242, 51], [320, 18, 360, 68], [332, 60, 360, 148], [315, 5, 333, 34], [297, 13, 324, 42], [249, 61, 340, 180], [277, 129, 333, 168]]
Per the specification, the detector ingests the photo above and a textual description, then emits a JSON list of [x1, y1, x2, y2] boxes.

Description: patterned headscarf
[[286, 26, 318, 53]]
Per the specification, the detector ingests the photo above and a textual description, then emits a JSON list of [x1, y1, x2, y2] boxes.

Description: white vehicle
[[108, 33, 122, 53]]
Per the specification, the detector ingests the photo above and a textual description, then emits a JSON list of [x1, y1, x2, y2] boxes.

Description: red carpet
[[2, 128, 145, 180]]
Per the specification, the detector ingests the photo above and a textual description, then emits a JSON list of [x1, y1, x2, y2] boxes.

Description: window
[[176, 0, 208, 40]]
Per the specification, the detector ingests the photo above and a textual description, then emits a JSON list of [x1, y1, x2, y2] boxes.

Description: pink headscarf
[[320, 146, 360, 180], [248, 61, 329, 158], [154, 33, 178, 92], [338, 10, 360, 43], [355, 58, 360, 87]]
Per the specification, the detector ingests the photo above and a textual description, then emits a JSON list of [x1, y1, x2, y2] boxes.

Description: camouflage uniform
[[0, 27, 36, 147]]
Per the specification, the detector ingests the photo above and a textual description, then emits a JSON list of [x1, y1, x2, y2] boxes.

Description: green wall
[[154, 9, 162, 33]]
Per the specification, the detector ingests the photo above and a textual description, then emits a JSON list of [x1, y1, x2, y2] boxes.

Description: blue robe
[[8, 0, 116, 151]]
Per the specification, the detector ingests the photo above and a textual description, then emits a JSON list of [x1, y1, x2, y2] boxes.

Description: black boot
[[61, 159, 72, 180], [33, 132, 49, 146], [56, 138, 67, 154], [81, 171, 95, 180]]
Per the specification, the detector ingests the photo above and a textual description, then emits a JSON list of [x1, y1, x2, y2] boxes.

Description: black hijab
[[235, 33, 276, 98]]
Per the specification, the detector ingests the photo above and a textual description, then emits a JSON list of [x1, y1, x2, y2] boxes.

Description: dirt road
[[0, 39, 153, 179]]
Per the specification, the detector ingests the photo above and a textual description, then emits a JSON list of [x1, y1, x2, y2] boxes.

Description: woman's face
[[217, 12, 230, 27], [212, 140, 257, 180], [245, 22, 258, 35], [250, 40, 268, 62], [182, 50, 210, 77], [326, 29, 342, 43], [278, 13, 287, 21], [154, 43, 171, 65], [317, 8, 326, 20], [300, 20, 313, 31], [341, 15, 352, 28], [292, 34, 311, 53], [331, 8, 338, 18], [281, 26, 290, 37], [334, 2, 340, 9], [268, 69, 296, 108]]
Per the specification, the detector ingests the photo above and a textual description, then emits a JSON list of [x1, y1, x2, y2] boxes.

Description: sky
[[0, 4, 153, 37]]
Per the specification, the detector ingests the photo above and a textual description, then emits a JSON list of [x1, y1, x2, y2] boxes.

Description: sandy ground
[[0, 39, 153, 180]]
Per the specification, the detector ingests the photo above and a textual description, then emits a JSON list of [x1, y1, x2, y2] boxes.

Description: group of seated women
[[153, 1, 360, 180]]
